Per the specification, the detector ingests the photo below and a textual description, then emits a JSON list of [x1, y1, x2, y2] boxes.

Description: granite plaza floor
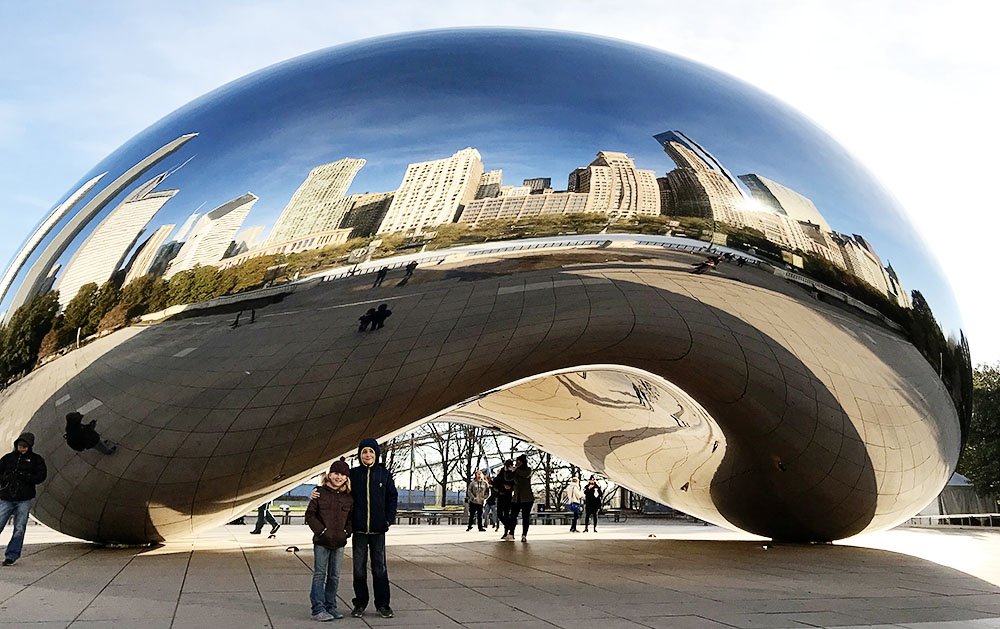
[[1, 521, 999, 628]]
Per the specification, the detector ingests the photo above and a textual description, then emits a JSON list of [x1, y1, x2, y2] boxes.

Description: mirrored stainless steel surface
[[0, 29, 970, 543]]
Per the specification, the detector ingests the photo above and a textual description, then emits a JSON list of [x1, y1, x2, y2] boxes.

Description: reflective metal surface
[[0, 29, 971, 543]]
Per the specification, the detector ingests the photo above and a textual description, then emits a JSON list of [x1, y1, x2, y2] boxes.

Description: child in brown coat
[[305, 458, 353, 621]]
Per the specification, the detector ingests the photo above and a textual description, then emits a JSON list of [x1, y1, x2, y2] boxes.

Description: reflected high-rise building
[[567, 151, 660, 218], [339, 191, 395, 238], [165, 193, 257, 278], [56, 173, 178, 307], [267, 158, 365, 244], [0, 173, 105, 310], [739, 174, 831, 232], [377, 147, 483, 235], [475, 169, 503, 199], [655, 131, 747, 226], [122, 223, 176, 285], [835, 232, 891, 295], [226, 225, 265, 258], [2, 133, 196, 323], [523, 177, 551, 194]]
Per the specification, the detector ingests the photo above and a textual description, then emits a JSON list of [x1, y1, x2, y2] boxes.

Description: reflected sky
[[2, 28, 962, 336]]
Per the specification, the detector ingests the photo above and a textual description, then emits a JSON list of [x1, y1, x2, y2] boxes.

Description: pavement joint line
[[68, 549, 136, 625], [240, 545, 272, 628], [169, 549, 194, 628], [316, 292, 424, 311]]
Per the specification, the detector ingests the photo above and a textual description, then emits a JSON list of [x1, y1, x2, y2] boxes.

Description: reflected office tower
[[475, 169, 503, 199], [567, 151, 660, 218], [2, 132, 196, 324], [885, 263, 912, 309], [523, 177, 551, 194], [834, 233, 891, 295], [123, 224, 176, 285], [377, 147, 484, 235], [174, 211, 201, 242], [267, 158, 365, 244], [654, 130, 746, 226], [0, 173, 105, 309], [738, 174, 831, 233], [56, 173, 179, 307], [165, 193, 257, 278], [339, 191, 395, 238], [226, 225, 265, 258]]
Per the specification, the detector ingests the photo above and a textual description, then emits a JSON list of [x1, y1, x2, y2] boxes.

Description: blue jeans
[[483, 503, 497, 527], [352, 532, 389, 609], [0, 499, 32, 561], [310, 544, 344, 615]]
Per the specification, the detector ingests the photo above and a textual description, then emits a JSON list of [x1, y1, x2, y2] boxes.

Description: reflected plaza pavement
[[2, 520, 999, 628]]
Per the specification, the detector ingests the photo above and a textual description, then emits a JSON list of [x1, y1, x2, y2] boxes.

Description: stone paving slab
[[2, 522, 1000, 628]]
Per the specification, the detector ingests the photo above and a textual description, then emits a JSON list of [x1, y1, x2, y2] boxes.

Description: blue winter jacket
[[349, 438, 398, 533]]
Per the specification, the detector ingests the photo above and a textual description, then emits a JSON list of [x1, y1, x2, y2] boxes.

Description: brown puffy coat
[[305, 486, 353, 549]]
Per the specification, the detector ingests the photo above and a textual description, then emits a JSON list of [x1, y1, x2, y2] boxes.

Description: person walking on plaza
[[482, 472, 498, 530], [466, 470, 490, 531], [250, 500, 280, 536], [583, 476, 603, 532], [563, 477, 584, 533], [494, 460, 515, 539], [504, 454, 534, 542], [349, 438, 398, 619], [0, 433, 47, 566], [373, 266, 388, 288], [369, 304, 392, 331], [305, 458, 353, 622], [63, 412, 116, 455]]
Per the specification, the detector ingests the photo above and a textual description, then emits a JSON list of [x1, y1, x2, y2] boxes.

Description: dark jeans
[[467, 503, 484, 529], [513, 502, 532, 536], [352, 532, 389, 610], [585, 506, 599, 529], [253, 503, 278, 533], [497, 496, 513, 535], [570, 509, 580, 532], [0, 499, 32, 561]]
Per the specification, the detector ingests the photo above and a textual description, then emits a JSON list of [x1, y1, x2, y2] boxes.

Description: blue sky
[[1, 1, 997, 362]]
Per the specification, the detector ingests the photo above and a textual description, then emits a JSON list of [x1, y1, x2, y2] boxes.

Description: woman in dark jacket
[[305, 458, 353, 621], [583, 476, 603, 532]]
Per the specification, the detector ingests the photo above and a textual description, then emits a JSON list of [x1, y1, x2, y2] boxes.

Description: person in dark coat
[[348, 438, 398, 618], [64, 412, 116, 454], [369, 304, 392, 331], [305, 458, 353, 621], [583, 476, 604, 532], [493, 460, 515, 539], [404, 260, 417, 277], [504, 454, 534, 542], [373, 267, 388, 288], [0, 432, 47, 565]]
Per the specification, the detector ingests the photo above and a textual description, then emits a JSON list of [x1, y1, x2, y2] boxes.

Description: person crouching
[[305, 458, 353, 622]]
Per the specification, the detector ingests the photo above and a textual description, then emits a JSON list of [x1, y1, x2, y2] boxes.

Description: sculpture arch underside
[[0, 247, 959, 543]]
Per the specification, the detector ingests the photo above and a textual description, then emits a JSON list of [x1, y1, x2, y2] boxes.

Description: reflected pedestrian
[[563, 477, 583, 533], [369, 304, 392, 331], [504, 454, 534, 542], [305, 458, 352, 622], [466, 470, 490, 531], [583, 476, 603, 532], [373, 267, 388, 288], [64, 412, 116, 455], [0, 433, 47, 566], [358, 308, 376, 332], [404, 261, 417, 278], [250, 500, 280, 536]]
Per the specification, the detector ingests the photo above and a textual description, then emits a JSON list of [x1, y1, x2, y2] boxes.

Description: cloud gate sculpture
[[0, 29, 971, 544]]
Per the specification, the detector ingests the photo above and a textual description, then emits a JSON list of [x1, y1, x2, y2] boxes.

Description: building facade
[[376, 147, 483, 235], [165, 193, 257, 278], [459, 191, 591, 224], [123, 223, 176, 285], [266, 158, 365, 244], [739, 174, 831, 232], [219, 228, 353, 269], [567, 151, 660, 218]]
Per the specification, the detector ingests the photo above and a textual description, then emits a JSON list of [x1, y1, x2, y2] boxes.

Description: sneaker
[[521, 535, 527, 542], [311, 611, 334, 621], [270, 523, 281, 535], [466, 527, 472, 531], [327, 609, 344, 620], [351, 606, 365, 618], [2, 559, 14, 566], [500, 534, 509, 541], [479, 528, 487, 531], [377, 606, 394, 618], [249, 530, 262, 535]]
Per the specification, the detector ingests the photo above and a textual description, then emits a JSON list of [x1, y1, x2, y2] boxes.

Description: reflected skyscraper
[[523, 177, 552, 193], [2, 133, 196, 322], [739, 174, 831, 232], [339, 191, 395, 238], [654, 132, 746, 226], [165, 193, 256, 278], [475, 169, 503, 199], [567, 151, 660, 218], [377, 147, 483, 235], [122, 223, 176, 285], [57, 173, 178, 306], [0, 173, 105, 311], [266, 158, 365, 244]]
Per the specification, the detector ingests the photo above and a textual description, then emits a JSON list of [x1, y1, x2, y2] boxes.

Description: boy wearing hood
[[349, 438, 397, 619], [0, 433, 47, 565]]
